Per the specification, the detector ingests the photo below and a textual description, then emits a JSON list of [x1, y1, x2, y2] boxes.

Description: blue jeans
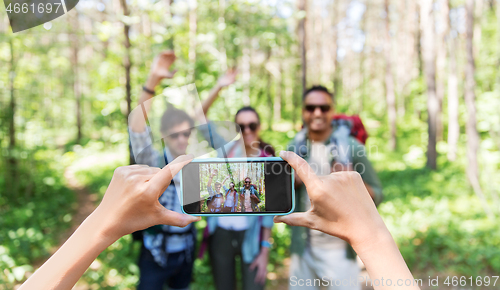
[[137, 245, 195, 290]]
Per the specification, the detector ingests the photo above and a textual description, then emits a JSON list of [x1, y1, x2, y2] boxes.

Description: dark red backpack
[[333, 114, 369, 145]]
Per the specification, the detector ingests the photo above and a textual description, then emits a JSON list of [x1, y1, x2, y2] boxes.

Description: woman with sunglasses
[[198, 69, 275, 290], [222, 181, 239, 213], [200, 68, 275, 158]]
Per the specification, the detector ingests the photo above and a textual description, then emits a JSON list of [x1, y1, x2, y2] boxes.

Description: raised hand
[[217, 68, 237, 87], [148, 51, 177, 86]]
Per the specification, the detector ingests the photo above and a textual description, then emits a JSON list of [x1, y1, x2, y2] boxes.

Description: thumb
[[274, 212, 313, 228], [166, 69, 178, 78], [249, 259, 257, 271], [158, 209, 200, 228]]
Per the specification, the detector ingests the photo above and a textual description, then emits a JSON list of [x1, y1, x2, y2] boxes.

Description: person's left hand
[[95, 155, 200, 240], [250, 248, 269, 285]]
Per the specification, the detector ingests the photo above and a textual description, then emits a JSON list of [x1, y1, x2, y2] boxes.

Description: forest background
[[1, 0, 500, 289]]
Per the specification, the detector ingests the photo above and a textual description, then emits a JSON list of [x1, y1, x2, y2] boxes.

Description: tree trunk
[[218, 0, 227, 72], [242, 46, 251, 105], [298, 0, 307, 93], [447, 35, 459, 161], [420, 0, 438, 170], [119, 0, 133, 165], [265, 48, 273, 128], [188, 0, 197, 83], [332, 0, 341, 102], [436, 0, 450, 141], [359, 0, 368, 113], [497, 0, 500, 86], [465, 0, 493, 218], [7, 38, 18, 197], [69, 11, 82, 144], [474, 0, 484, 57], [384, 0, 397, 150], [273, 48, 283, 122]]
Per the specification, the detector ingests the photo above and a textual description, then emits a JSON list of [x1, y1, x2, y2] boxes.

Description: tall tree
[[497, 0, 500, 86], [436, 0, 450, 141], [69, 11, 82, 144], [447, 33, 459, 161], [384, 0, 397, 150], [331, 0, 341, 101], [218, 0, 227, 72], [188, 0, 197, 83], [297, 0, 307, 93], [7, 37, 18, 196], [420, 0, 439, 170], [119, 0, 133, 165], [465, 0, 493, 217]]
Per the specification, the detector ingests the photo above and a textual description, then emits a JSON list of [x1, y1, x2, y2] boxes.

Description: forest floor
[[21, 167, 99, 290]]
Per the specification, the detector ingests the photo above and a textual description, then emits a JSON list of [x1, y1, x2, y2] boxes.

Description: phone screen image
[[182, 159, 294, 215]]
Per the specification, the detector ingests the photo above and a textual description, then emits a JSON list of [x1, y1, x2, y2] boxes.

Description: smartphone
[[180, 157, 295, 216]]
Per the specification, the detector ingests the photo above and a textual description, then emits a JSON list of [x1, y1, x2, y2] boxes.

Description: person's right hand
[[217, 68, 237, 87], [148, 51, 177, 86], [274, 151, 389, 251]]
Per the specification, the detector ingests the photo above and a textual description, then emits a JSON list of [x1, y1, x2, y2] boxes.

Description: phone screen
[[182, 160, 293, 214]]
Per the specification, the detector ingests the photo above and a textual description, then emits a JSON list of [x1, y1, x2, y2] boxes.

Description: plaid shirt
[[129, 126, 195, 267]]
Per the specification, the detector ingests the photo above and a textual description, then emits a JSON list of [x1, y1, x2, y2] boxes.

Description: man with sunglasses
[[239, 177, 261, 212], [128, 51, 197, 290], [287, 85, 383, 290]]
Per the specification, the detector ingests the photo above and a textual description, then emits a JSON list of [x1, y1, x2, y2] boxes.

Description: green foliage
[[0, 148, 74, 288], [2, 0, 500, 288]]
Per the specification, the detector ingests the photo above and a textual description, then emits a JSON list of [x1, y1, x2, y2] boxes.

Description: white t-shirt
[[244, 189, 253, 212], [218, 216, 249, 231], [224, 190, 236, 207], [305, 142, 346, 250]]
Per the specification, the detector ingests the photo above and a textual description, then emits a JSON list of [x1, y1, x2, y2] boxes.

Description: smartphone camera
[[181, 158, 294, 215]]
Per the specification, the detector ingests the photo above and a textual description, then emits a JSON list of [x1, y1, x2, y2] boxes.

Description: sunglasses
[[167, 130, 191, 139], [304, 105, 331, 113], [244, 181, 251, 183], [238, 122, 258, 132]]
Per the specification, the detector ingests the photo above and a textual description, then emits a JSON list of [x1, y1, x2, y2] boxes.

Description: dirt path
[[19, 167, 99, 290]]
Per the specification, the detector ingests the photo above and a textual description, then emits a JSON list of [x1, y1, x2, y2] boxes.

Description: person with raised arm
[[197, 69, 274, 290], [128, 51, 198, 290], [223, 181, 239, 213]]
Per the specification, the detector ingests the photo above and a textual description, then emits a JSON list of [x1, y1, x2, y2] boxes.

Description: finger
[[159, 209, 200, 228], [148, 154, 194, 196], [279, 151, 321, 190], [256, 268, 266, 285], [249, 261, 257, 271], [258, 270, 266, 285], [166, 69, 178, 78], [254, 269, 260, 284], [274, 212, 313, 228], [160, 50, 175, 57], [129, 164, 150, 168]]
